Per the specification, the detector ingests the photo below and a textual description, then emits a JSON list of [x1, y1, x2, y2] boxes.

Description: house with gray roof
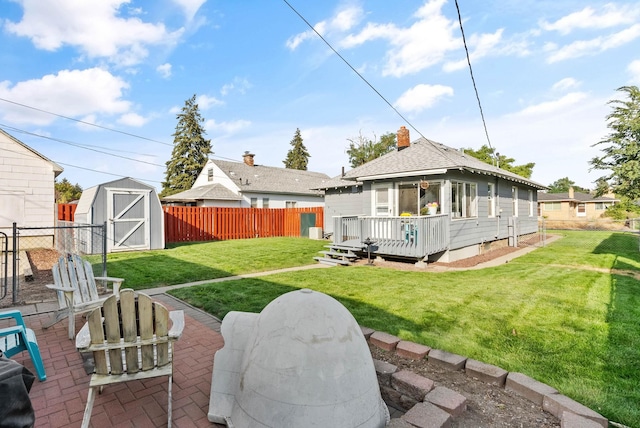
[[316, 126, 546, 264], [162, 152, 329, 208], [538, 188, 618, 220]]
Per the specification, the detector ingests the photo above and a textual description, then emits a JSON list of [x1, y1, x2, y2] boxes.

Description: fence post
[[12, 222, 17, 304], [102, 222, 107, 278]]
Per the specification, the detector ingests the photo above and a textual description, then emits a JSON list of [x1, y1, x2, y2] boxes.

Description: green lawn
[[167, 230, 640, 427], [97, 237, 327, 289]]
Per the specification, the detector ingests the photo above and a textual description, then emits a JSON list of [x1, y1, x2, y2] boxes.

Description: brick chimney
[[242, 151, 255, 166], [568, 186, 574, 199], [397, 126, 410, 150]]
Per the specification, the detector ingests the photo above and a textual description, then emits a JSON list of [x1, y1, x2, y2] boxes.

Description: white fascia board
[[355, 168, 448, 181]]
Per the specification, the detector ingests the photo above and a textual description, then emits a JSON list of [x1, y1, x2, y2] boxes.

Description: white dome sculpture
[[208, 288, 389, 427]]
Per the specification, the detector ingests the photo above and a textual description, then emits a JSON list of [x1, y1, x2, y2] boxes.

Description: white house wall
[[0, 134, 56, 234], [193, 160, 241, 192], [240, 192, 324, 209]]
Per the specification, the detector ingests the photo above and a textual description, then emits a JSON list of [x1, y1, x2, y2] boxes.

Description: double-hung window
[[451, 181, 477, 219]]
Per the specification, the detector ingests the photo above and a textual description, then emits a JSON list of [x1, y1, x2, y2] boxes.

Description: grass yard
[[169, 230, 640, 427], [98, 237, 327, 289]]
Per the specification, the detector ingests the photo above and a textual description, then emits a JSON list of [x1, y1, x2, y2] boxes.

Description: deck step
[[313, 256, 351, 266], [320, 250, 358, 259]]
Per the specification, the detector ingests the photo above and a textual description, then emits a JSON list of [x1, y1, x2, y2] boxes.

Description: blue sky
[[1, 0, 640, 191]]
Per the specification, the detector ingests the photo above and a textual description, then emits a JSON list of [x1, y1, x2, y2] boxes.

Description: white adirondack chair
[[45, 253, 124, 339], [76, 289, 184, 428]]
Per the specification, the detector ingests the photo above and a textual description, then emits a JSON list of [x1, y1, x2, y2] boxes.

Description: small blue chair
[[0, 310, 46, 381]]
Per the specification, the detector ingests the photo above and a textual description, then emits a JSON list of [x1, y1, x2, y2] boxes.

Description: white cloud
[[552, 77, 580, 92], [197, 94, 224, 109], [156, 63, 172, 79], [5, 0, 184, 66], [118, 112, 148, 127], [629, 60, 640, 83], [508, 92, 588, 117], [540, 4, 640, 35], [171, 0, 206, 22], [394, 84, 453, 113], [286, 4, 363, 51], [546, 24, 640, 63], [205, 119, 251, 134], [0, 68, 131, 125], [220, 77, 252, 96]]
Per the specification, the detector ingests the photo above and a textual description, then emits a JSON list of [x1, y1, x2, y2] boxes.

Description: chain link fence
[[0, 222, 106, 307]]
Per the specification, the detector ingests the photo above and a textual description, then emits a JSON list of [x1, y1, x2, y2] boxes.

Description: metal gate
[[107, 188, 150, 252], [0, 232, 7, 301]]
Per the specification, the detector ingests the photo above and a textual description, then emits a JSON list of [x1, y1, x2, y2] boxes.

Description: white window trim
[[488, 182, 495, 218], [451, 180, 478, 220]]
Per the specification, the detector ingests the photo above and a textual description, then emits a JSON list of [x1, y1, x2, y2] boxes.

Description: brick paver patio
[[3, 295, 225, 427]]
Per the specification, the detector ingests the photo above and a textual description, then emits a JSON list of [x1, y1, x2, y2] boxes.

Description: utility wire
[[0, 124, 165, 168], [0, 96, 173, 146], [282, 0, 428, 142], [454, 0, 496, 163]]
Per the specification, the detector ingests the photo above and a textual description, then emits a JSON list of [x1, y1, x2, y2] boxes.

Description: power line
[[454, 0, 495, 162], [0, 124, 165, 168], [282, 0, 428, 142], [0, 96, 173, 147]]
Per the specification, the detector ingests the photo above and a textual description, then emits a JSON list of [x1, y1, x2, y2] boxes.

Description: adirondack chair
[[75, 289, 184, 428], [45, 253, 124, 339], [0, 309, 46, 381]]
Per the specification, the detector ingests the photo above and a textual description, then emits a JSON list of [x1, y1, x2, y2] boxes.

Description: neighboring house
[[162, 152, 330, 208], [0, 128, 63, 247], [317, 126, 546, 263], [537, 188, 618, 220]]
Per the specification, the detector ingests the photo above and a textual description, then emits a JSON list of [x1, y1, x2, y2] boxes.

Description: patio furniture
[[45, 253, 124, 339], [76, 289, 184, 428], [0, 309, 46, 381]]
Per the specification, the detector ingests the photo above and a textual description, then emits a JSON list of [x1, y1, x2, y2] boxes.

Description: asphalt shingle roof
[[162, 183, 241, 201], [338, 137, 546, 189], [212, 159, 330, 196], [537, 191, 619, 202]]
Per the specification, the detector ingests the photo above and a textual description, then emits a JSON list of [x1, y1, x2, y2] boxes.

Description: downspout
[[495, 177, 500, 238]]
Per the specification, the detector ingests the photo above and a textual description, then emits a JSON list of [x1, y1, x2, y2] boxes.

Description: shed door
[[106, 188, 150, 252]]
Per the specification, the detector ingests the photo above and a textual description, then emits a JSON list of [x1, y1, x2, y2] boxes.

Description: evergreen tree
[[590, 86, 640, 201], [346, 131, 396, 168], [462, 145, 535, 179], [55, 178, 83, 203], [593, 177, 611, 197], [161, 95, 211, 197], [283, 128, 310, 170]]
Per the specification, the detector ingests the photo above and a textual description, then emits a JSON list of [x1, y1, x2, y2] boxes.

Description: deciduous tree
[[590, 85, 640, 201], [547, 177, 589, 194], [161, 95, 211, 197], [462, 145, 535, 178], [346, 131, 396, 168], [283, 128, 310, 170]]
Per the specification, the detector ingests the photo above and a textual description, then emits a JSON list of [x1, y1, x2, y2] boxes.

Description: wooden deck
[[332, 215, 449, 260]]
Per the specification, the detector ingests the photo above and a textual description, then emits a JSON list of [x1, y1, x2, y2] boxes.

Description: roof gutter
[[354, 168, 448, 182]]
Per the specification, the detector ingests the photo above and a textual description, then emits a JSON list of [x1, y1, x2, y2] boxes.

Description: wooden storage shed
[[74, 178, 164, 252]]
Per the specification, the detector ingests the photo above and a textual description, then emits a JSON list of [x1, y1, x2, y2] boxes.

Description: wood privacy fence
[[57, 203, 324, 242], [57, 203, 77, 222], [163, 206, 324, 242]]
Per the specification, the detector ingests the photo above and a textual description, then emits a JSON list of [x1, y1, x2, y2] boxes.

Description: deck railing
[[333, 215, 449, 258]]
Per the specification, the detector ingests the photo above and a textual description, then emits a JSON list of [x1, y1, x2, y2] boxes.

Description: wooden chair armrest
[[168, 310, 185, 339], [94, 276, 125, 283], [94, 277, 124, 295], [75, 321, 91, 350], [45, 284, 75, 292]]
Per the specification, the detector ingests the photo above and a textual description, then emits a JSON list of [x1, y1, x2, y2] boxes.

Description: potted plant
[[426, 202, 438, 215]]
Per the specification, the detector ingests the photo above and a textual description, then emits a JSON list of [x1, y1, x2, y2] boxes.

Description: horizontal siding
[[323, 187, 365, 234]]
